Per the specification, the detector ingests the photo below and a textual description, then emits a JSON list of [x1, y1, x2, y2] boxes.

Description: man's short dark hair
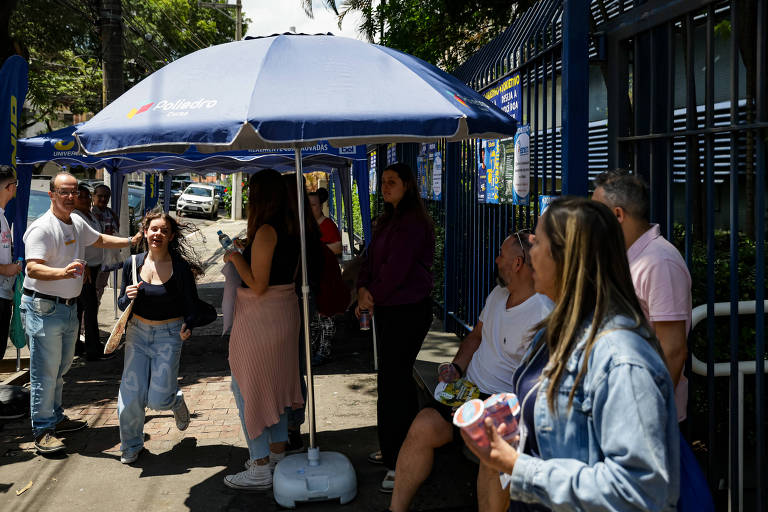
[[593, 169, 650, 221], [78, 182, 92, 195], [0, 165, 15, 186]]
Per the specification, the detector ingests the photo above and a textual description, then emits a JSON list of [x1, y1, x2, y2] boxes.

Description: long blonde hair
[[536, 197, 662, 412]]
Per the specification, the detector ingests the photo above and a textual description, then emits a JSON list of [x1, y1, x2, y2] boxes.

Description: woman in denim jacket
[[465, 197, 680, 511]]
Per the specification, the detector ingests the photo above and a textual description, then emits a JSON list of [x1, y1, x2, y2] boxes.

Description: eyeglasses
[[55, 188, 78, 197], [514, 229, 531, 263]]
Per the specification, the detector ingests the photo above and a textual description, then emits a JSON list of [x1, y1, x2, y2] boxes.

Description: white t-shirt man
[[23, 210, 101, 299], [465, 286, 553, 394], [72, 210, 104, 267], [0, 207, 15, 300]]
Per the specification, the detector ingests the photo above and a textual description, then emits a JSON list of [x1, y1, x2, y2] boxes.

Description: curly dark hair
[[138, 208, 205, 278]]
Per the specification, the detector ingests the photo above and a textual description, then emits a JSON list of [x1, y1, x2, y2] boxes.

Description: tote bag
[[104, 255, 136, 354]]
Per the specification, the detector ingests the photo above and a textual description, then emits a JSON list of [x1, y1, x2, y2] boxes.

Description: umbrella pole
[[294, 147, 317, 452]]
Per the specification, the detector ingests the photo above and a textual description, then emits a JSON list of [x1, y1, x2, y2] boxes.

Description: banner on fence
[[476, 139, 500, 204], [369, 151, 377, 194], [386, 143, 397, 166], [482, 73, 521, 122], [417, 143, 442, 200]]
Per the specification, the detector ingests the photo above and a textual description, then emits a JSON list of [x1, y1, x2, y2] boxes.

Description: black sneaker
[[55, 416, 88, 434], [35, 431, 66, 454], [286, 429, 303, 453]]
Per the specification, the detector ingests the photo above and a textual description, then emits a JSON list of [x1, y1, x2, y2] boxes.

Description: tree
[[6, 0, 244, 130]]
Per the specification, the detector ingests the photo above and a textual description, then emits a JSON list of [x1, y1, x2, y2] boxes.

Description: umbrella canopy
[[22, 123, 367, 173], [75, 33, 516, 155]]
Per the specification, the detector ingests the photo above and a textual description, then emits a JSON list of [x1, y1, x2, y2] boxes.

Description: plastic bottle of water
[[217, 230, 233, 251]]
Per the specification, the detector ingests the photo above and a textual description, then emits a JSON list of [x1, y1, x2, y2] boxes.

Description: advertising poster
[[145, 174, 160, 212], [539, 194, 557, 215], [512, 124, 531, 205], [431, 152, 442, 201], [477, 139, 500, 204], [369, 151, 377, 194], [386, 143, 397, 166], [482, 73, 522, 122], [417, 143, 442, 200], [497, 124, 531, 205]]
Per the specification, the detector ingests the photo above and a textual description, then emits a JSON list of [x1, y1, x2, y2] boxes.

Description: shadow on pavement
[[183, 426, 478, 512]]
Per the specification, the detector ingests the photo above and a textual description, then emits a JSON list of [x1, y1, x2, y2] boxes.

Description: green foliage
[[221, 174, 248, 217], [9, 0, 244, 126], [670, 225, 767, 363], [337, 0, 531, 70]]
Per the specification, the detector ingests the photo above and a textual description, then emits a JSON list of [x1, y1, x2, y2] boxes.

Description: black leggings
[[374, 296, 433, 470]]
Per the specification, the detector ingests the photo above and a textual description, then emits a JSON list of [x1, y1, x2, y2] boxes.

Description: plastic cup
[[72, 258, 87, 277], [483, 393, 520, 445], [438, 362, 461, 383], [453, 399, 488, 447]]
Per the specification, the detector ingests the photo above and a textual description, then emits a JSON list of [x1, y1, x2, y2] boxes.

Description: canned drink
[[72, 258, 87, 277], [483, 393, 520, 444], [453, 399, 488, 447], [359, 309, 371, 331]]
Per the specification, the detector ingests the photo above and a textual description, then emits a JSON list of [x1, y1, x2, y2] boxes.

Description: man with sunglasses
[[0, 165, 21, 360], [384, 232, 552, 512], [22, 172, 138, 454]]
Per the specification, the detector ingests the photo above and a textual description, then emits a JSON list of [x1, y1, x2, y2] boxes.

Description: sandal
[[378, 469, 395, 494], [367, 450, 384, 465]]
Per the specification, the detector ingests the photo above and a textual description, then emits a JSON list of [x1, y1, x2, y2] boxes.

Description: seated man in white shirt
[[385, 232, 552, 512]]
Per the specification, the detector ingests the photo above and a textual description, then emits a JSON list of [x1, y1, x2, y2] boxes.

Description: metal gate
[[602, 0, 767, 509]]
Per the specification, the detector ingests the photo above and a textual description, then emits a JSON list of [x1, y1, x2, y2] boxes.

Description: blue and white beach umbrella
[[75, 33, 517, 508]]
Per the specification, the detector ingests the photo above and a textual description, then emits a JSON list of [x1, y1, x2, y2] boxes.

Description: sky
[[241, 1, 366, 41]]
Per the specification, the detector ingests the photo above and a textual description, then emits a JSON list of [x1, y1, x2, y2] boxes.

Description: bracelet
[[451, 362, 464, 378]]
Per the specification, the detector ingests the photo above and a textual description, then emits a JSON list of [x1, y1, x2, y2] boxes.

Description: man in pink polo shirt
[[593, 170, 691, 422]]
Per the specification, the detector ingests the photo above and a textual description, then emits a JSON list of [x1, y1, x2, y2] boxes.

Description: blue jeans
[[231, 375, 288, 460], [21, 295, 79, 438], [118, 318, 184, 452]]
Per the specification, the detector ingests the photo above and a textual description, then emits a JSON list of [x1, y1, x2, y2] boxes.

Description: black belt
[[23, 288, 77, 306]]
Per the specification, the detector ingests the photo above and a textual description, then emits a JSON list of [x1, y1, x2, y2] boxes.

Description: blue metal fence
[[387, 0, 765, 508]]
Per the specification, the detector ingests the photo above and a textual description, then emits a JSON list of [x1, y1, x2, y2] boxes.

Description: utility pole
[[100, 0, 124, 106], [198, 0, 242, 219]]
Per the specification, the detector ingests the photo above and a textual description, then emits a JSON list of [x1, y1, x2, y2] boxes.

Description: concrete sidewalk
[[0, 219, 478, 512]]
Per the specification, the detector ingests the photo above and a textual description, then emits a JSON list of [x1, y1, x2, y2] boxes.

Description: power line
[[149, 0, 214, 50]]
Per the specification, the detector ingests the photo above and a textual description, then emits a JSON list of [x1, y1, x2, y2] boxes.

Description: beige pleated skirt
[[229, 284, 304, 439]]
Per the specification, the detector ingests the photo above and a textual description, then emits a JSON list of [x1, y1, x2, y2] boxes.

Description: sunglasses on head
[[513, 229, 531, 263]]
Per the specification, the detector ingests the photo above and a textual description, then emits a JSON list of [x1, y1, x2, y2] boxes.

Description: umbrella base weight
[[273, 448, 357, 508]]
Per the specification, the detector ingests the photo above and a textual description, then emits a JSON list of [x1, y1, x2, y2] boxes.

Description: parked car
[[127, 185, 144, 235], [213, 184, 226, 204], [27, 189, 51, 225], [169, 179, 192, 208], [176, 184, 219, 219]]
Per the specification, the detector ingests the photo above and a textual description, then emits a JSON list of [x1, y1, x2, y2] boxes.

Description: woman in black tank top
[[222, 169, 303, 492]]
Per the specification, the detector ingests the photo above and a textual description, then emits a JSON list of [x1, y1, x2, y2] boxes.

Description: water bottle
[[217, 230, 233, 251]]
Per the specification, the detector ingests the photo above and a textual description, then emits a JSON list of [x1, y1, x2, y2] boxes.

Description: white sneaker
[[120, 447, 143, 464], [224, 463, 272, 491], [269, 451, 285, 470]]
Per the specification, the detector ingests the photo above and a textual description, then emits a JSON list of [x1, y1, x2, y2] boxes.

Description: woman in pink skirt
[[222, 169, 303, 491]]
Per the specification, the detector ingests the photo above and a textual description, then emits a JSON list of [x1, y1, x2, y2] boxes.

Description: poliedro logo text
[[127, 98, 218, 119]]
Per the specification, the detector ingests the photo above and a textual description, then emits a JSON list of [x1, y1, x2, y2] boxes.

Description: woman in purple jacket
[[356, 162, 435, 493]]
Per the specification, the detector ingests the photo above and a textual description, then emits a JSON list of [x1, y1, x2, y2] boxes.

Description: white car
[[176, 184, 219, 219]]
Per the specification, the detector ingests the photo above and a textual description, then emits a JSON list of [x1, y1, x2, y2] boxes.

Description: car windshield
[[128, 188, 143, 209], [185, 187, 212, 197], [27, 190, 50, 224]]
